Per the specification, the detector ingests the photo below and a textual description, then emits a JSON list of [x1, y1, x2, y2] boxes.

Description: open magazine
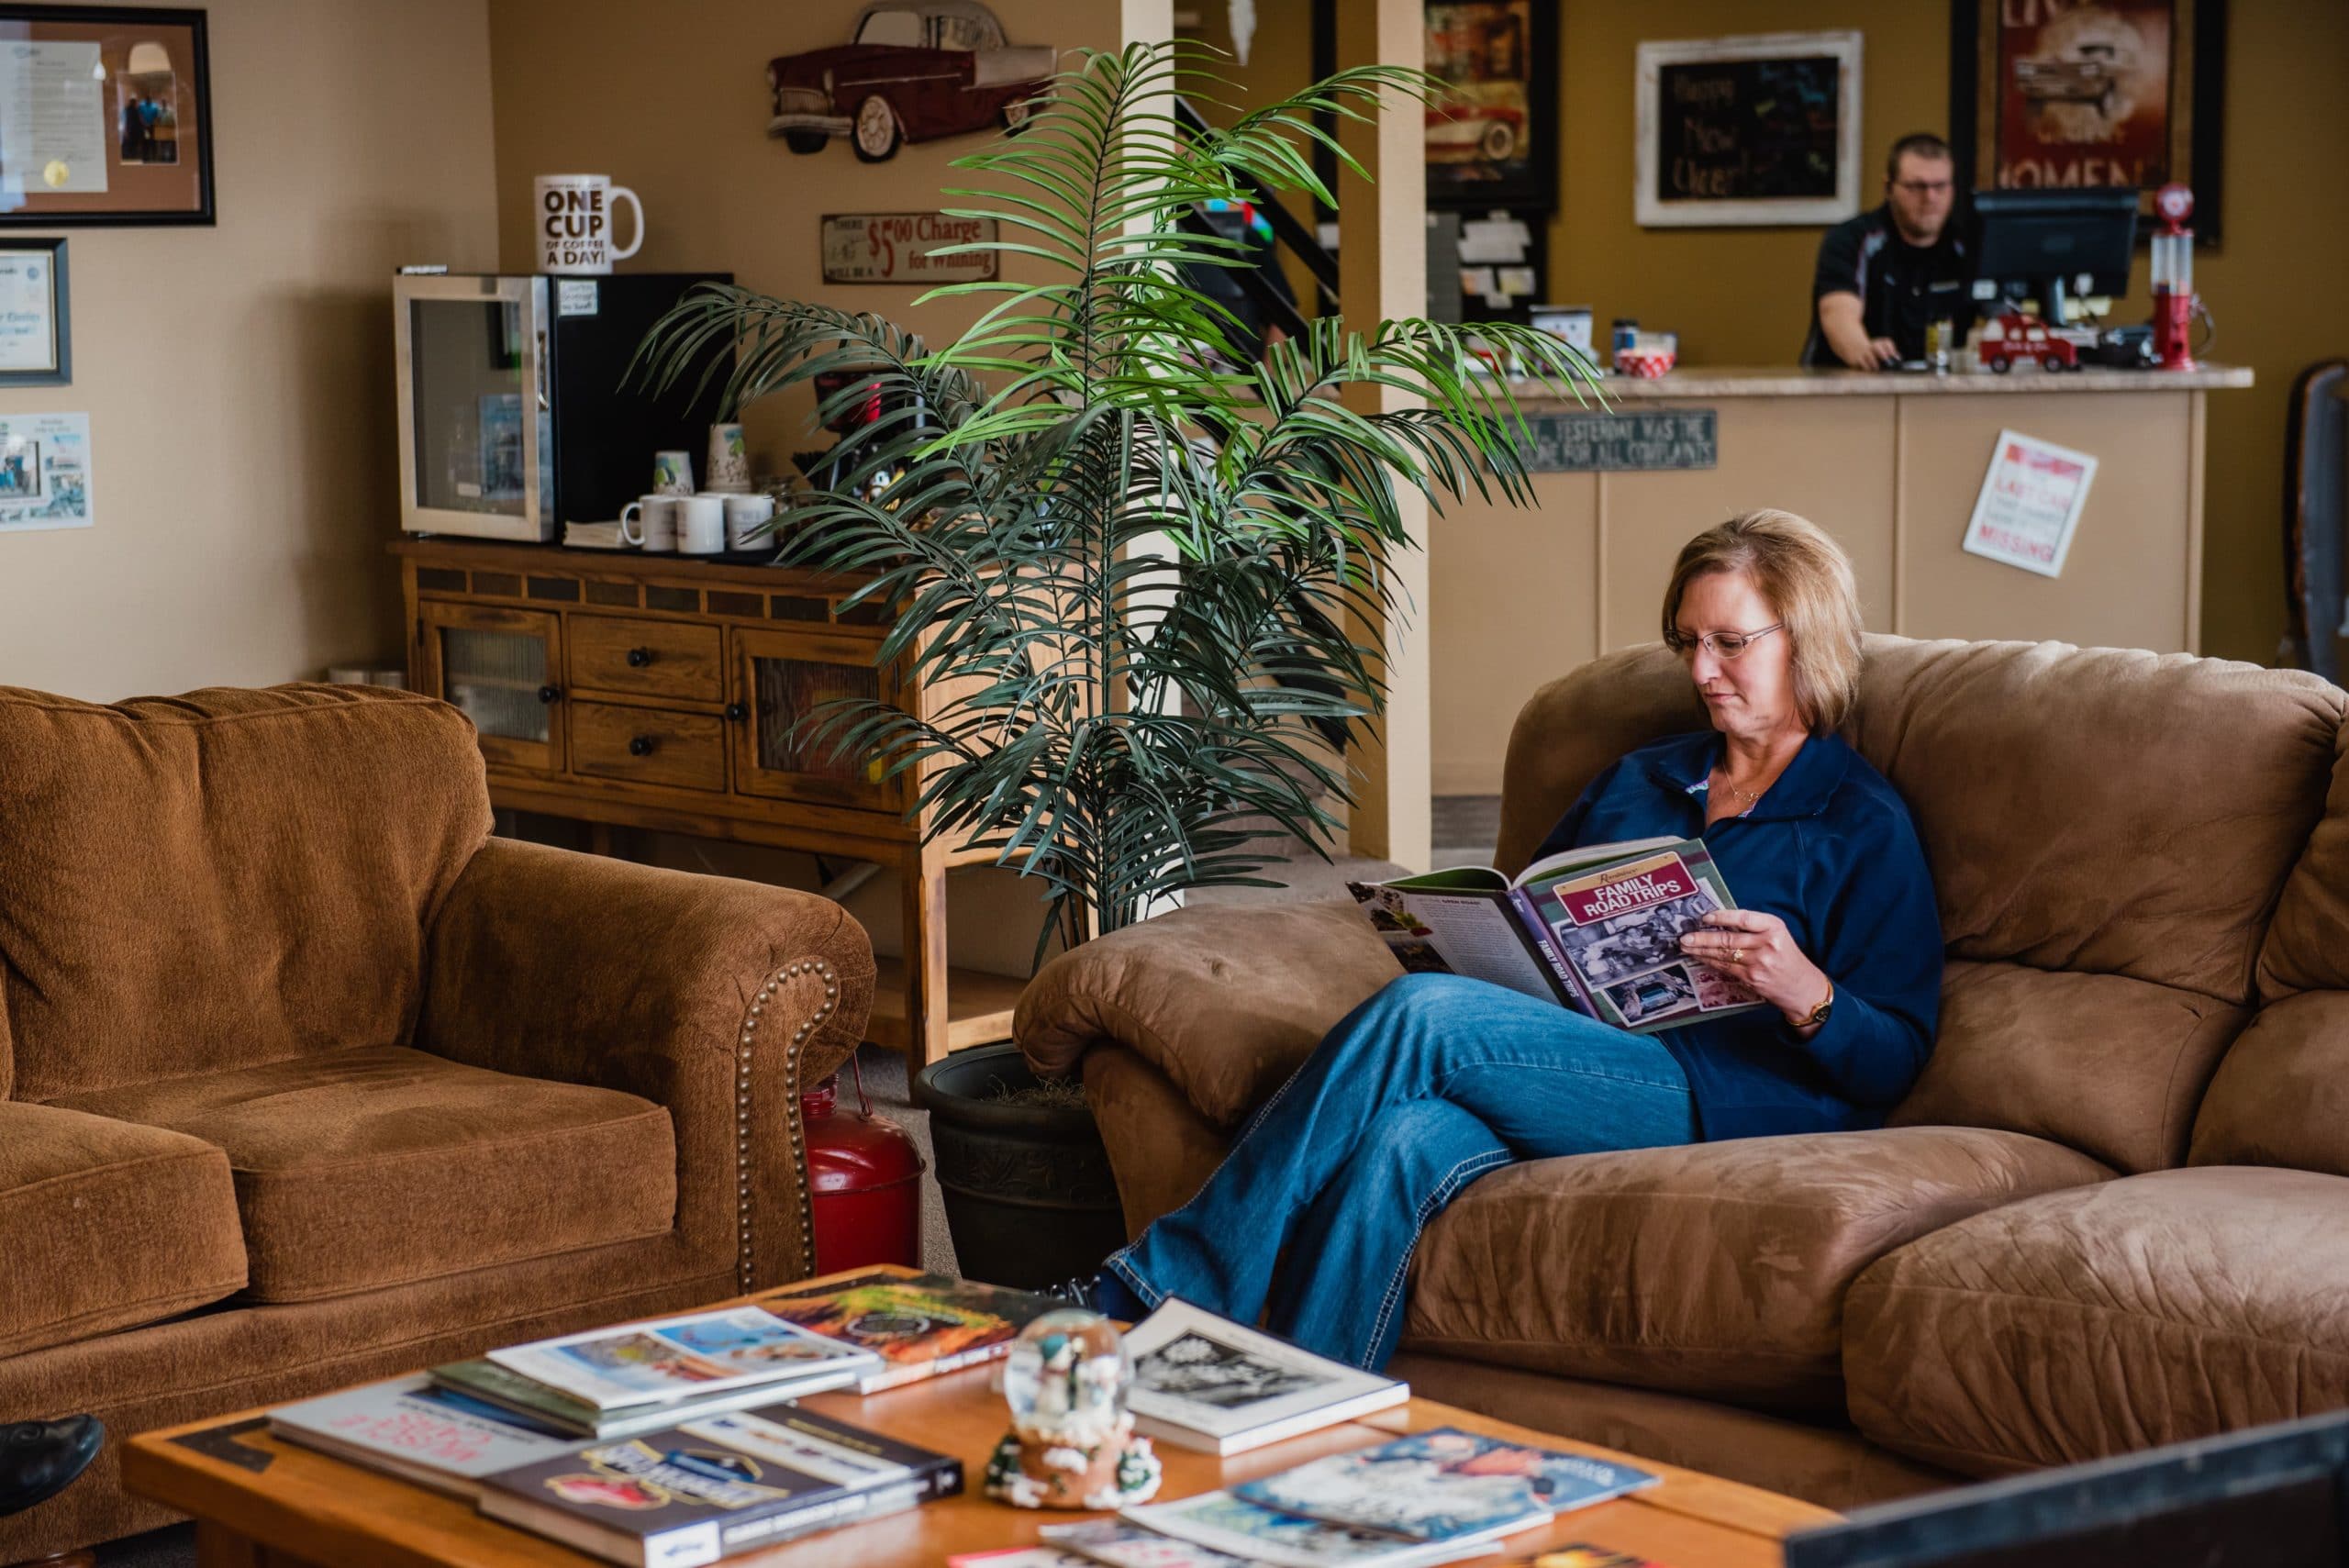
[[1347, 837, 1762, 1034]]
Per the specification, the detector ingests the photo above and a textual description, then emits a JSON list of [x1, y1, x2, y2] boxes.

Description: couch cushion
[[50, 1047, 677, 1302], [1402, 1127, 2111, 1410], [0, 684, 493, 1102], [2190, 993, 2349, 1177], [2258, 725, 2349, 998], [1887, 961, 2247, 1174], [1844, 1167, 2349, 1476], [0, 1102, 245, 1357]]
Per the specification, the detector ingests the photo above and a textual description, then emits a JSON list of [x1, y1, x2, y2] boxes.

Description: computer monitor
[[1972, 187, 2139, 328], [1784, 1408, 2349, 1568]]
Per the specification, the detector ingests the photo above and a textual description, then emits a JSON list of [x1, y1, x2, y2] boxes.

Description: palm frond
[[633, 40, 1606, 949]]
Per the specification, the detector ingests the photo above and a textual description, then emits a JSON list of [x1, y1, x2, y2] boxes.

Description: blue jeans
[[1104, 972, 1698, 1370]]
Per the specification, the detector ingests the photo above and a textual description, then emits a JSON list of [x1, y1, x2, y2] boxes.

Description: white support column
[[1123, 0, 1174, 46], [1336, 0, 1431, 872]]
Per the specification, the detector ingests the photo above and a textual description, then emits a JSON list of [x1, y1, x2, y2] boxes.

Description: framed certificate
[[0, 236, 67, 383], [0, 6, 214, 227]]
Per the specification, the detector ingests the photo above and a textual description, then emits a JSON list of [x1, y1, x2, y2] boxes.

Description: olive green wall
[[1190, 0, 2349, 667], [1545, 1, 2349, 666]]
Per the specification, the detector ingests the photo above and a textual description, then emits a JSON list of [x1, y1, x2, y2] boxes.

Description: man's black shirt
[[1802, 205, 1976, 367]]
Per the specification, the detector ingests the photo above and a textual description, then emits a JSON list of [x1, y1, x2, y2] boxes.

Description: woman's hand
[[1679, 909, 1833, 1030]]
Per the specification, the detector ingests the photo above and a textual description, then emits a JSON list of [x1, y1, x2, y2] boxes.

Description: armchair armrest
[[419, 837, 874, 1292], [1016, 901, 1400, 1129]]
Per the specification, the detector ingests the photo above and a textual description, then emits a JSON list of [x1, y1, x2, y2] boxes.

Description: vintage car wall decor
[[768, 0, 1054, 163]]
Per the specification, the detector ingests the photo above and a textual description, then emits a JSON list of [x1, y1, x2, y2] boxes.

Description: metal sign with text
[[1516, 408, 1718, 473], [821, 213, 999, 284]]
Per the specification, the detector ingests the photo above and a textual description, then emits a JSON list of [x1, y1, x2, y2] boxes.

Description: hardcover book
[[757, 1271, 1060, 1392], [476, 1403, 961, 1568], [1230, 1427, 1661, 1542], [484, 1305, 879, 1413], [1120, 1298, 1409, 1455], [267, 1374, 582, 1498], [1348, 837, 1762, 1033]]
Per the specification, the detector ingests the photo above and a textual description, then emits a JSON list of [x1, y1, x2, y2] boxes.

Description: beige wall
[[1543, 0, 2349, 666], [488, 0, 1122, 495], [485, 0, 1127, 970], [0, 0, 499, 700]]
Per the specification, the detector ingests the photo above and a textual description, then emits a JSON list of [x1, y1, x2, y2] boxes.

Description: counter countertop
[[1506, 362, 2254, 402]]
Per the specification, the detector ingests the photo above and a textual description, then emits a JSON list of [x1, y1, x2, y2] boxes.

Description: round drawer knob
[[726, 702, 749, 723], [626, 647, 653, 668], [537, 684, 561, 704], [629, 735, 656, 757]]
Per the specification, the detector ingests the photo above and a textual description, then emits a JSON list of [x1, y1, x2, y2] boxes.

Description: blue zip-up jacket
[[1533, 729, 1943, 1141]]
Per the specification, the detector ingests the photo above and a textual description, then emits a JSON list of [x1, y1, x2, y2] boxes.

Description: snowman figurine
[[984, 1309, 1162, 1509]]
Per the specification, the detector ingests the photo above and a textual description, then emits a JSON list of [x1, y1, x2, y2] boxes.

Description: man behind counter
[[1803, 132, 1976, 370]]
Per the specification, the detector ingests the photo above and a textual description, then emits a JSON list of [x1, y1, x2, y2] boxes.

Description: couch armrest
[[420, 838, 875, 1291], [1016, 901, 1400, 1129]]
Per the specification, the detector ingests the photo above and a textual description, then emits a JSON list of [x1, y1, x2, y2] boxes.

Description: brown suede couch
[[1017, 636, 2349, 1510], [0, 684, 874, 1562]]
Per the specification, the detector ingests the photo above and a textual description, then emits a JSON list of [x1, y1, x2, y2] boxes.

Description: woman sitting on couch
[[1067, 508, 1944, 1370]]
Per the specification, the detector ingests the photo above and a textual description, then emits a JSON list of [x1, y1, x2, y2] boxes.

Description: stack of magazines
[[269, 1306, 949, 1567], [429, 1305, 887, 1438], [1038, 1428, 1660, 1568]]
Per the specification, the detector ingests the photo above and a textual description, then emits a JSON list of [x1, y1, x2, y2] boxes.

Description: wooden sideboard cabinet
[[394, 538, 1025, 1066]]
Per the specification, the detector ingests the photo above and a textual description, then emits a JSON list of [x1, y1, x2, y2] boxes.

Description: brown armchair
[[0, 683, 871, 1561]]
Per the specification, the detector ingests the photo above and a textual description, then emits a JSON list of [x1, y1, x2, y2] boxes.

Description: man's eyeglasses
[[1665, 623, 1784, 661], [1893, 179, 1954, 195]]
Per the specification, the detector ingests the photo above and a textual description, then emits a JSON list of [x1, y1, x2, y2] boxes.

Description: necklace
[[1712, 766, 1767, 806]]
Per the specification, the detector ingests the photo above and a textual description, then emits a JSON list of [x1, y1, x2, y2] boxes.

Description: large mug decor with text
[[535, 173, 644, 274]]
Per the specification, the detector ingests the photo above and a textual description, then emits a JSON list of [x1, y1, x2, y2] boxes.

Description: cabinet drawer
[[569, 615, 724, 701], [570, 703, 729, 792]]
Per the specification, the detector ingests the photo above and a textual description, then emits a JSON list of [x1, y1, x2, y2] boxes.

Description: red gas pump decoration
[[2151, 182, 2199, 372]]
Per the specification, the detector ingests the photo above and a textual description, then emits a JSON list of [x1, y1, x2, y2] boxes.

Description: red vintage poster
[[1993, 0, 2175, 190]]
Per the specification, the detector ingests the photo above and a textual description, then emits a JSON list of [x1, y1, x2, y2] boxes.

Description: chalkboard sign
[[1636, 32, 1862, 228], [1515, 410, 1717, 473]]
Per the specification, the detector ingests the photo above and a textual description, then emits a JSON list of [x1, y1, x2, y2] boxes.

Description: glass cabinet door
[[729, 626, 902, 810], [394, 275, 547, 541], [417, 602, 564, 774]]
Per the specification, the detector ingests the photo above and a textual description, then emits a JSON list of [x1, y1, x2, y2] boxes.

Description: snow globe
[[982, 1308, 1162, 1509]]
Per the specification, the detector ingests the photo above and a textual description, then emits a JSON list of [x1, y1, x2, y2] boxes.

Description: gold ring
[[1730, 947, 1742, 964]]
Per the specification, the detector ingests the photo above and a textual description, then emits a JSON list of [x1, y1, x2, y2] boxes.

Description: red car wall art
[[768, 0, 1055, 163]]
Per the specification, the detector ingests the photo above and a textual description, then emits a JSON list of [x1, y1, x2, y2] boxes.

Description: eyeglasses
[[1664, 623, 1784, 661], [1893, 179, 1954, 195]]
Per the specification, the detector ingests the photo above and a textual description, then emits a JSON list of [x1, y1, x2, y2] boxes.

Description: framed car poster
[[1949, 0, 2227, 246], [1424, 0, 1559, 212], [0, 6, 214, 226]]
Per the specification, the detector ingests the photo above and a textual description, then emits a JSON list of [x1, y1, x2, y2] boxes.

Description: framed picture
[[0, 236, 66, 384], [1424, 0, 1559, 212], [1950, 0, 2225, 247], [0, 6, 214, 227], [1634, 31, 1863, 228]]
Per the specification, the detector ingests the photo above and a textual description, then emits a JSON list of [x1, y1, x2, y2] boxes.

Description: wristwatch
[[1796, 983, 1835, 1029]]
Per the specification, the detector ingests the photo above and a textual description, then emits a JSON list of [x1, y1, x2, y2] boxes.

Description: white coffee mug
[[724, 493, 776, 550], [677, 493, 727, 555], [536, 173, 644, 275], [618, 494, 678, 551]]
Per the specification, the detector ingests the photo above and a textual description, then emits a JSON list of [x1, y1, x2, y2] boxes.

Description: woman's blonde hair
[[1662, 509, 1865, 732]]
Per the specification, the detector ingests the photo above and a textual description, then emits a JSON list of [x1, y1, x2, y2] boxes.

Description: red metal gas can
[[803, 1070, 926, 1273]]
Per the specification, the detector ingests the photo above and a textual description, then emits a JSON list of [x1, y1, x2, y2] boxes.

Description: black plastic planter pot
[[911, 1042, 1128, 1290]]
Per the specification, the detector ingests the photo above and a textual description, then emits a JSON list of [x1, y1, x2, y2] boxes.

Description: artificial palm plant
[[635, 41, 1600, 956]]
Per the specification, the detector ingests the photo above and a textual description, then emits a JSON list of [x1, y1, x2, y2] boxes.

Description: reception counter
[[1431, 362, 2255, 794]]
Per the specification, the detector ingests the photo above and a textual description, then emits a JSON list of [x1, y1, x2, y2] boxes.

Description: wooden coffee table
[[124, 1270, 1835, 1567]]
